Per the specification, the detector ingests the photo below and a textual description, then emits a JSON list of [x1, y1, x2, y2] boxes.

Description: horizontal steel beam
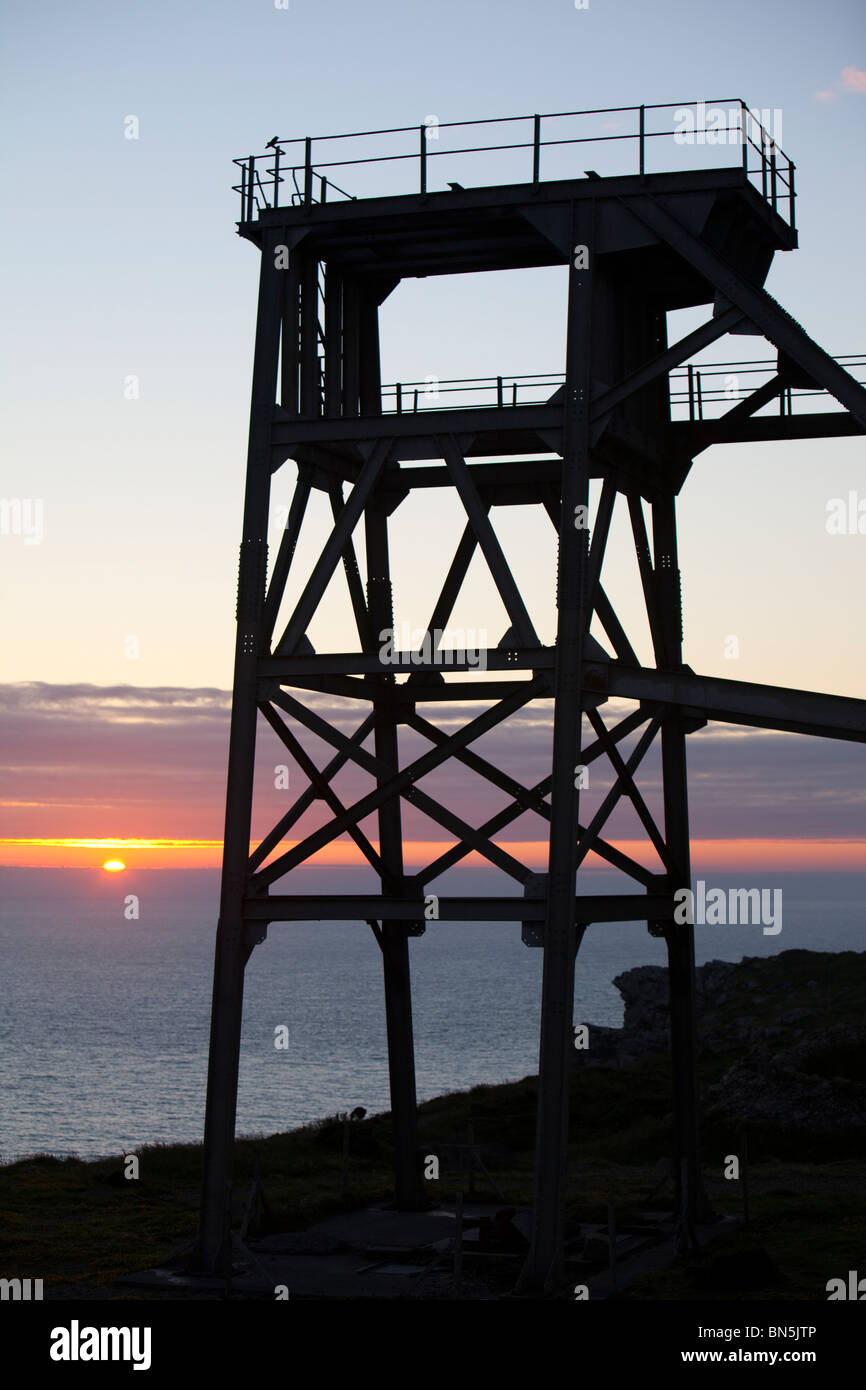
[[246, 167, 778, 262], [259, 658, 866, 741], [259, 649, 556, 677], [271, 403, 561, 447], [602, 664, 866, 742], [387, 450, 667, 498], [243, 893, 676, 923], [673, 412, 864, 452], [388, 459, 563, 492]]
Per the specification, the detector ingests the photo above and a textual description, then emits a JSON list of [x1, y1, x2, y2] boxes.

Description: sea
[[1, 864, 863, 1163]]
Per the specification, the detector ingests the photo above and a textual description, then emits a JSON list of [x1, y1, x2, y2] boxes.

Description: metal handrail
[[373, 357, 864, 418], [670, 355, 864, 420], [381, 372, 562, 414], [232, 98, 796, 230]]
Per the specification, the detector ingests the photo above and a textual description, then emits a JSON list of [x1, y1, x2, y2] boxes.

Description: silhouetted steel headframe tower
[[198, 102, 866, 1288]]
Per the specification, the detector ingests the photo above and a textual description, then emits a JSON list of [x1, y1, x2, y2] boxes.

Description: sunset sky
[[1, 0, 864, 877], [1, 683, 863, 875]]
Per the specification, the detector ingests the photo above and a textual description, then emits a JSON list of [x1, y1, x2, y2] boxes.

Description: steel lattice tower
[[196, 102, 866, 1289]]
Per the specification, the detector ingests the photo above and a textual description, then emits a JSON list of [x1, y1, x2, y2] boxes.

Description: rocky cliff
[[576, 949, 866, 1137]]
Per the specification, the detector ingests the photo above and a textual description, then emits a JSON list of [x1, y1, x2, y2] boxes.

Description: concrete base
[[117, 1202, 738, 1300]]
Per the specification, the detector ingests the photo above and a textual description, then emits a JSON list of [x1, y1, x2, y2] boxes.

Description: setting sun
[[102, 860, 126, 873]]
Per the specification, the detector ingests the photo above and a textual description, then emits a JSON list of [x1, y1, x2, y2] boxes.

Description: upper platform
[[228, 102, 866, 494], [232, 99, 797, 280]]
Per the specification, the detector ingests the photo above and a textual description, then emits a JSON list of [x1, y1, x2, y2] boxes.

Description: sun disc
[[103, 859, 126, 872]]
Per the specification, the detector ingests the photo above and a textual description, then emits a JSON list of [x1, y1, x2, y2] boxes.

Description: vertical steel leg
[[366, 502, 424, 1210], [197, 231, 281, 1273], [522, 205, 594, 1290], [653, 493, 704, 1248]]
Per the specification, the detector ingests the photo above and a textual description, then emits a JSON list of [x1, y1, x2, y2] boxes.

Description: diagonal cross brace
[[327, 481, 373, 652], [681, 373, 788, 463], [274, 436, 393, 657], [249, 711, 377, 871], [575, 713, 664, 873], [440, 434, 539, 648], [408, 700, 650, 819], [628, 494, 667, 666], [253, 681, 544, 886], [626, 194, 866, 429], [584, 707, 674, 873], [423, 521, 481, 650], [263, 468, 311, 643], [414, 711, 656, 884], [415, 778, 554, 887], [408, 709, 554, 816], [405, 781, 533, 884], [259, 700, 386, 877], [586, 476, 617, 599], [590, 305, 744, 439], [543, 489, 639, 666]]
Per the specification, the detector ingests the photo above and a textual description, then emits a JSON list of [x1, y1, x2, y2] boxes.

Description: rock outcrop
[[574, 949, 866, 1135]]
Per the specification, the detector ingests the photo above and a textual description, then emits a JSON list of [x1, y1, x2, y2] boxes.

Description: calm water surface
[[1, 865, 862, 1161]]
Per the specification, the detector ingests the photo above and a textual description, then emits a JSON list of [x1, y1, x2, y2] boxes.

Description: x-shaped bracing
[[251, 687, 671, 899]]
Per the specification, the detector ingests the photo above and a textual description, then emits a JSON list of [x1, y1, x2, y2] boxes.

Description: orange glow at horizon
[[0, 836, 864, 872]]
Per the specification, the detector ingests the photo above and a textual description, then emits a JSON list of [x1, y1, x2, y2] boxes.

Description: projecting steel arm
[[599, 662, 866, 743]]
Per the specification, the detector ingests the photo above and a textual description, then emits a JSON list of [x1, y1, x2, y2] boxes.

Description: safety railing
[[380, 372, 563, 414], [668, 355, 865, 421], [372, 356, 864, 419], [232, 99, 796, 230]]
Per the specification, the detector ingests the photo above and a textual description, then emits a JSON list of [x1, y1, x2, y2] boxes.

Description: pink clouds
[[1, 683, 865, 871], [815, 65, 866, 102]]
